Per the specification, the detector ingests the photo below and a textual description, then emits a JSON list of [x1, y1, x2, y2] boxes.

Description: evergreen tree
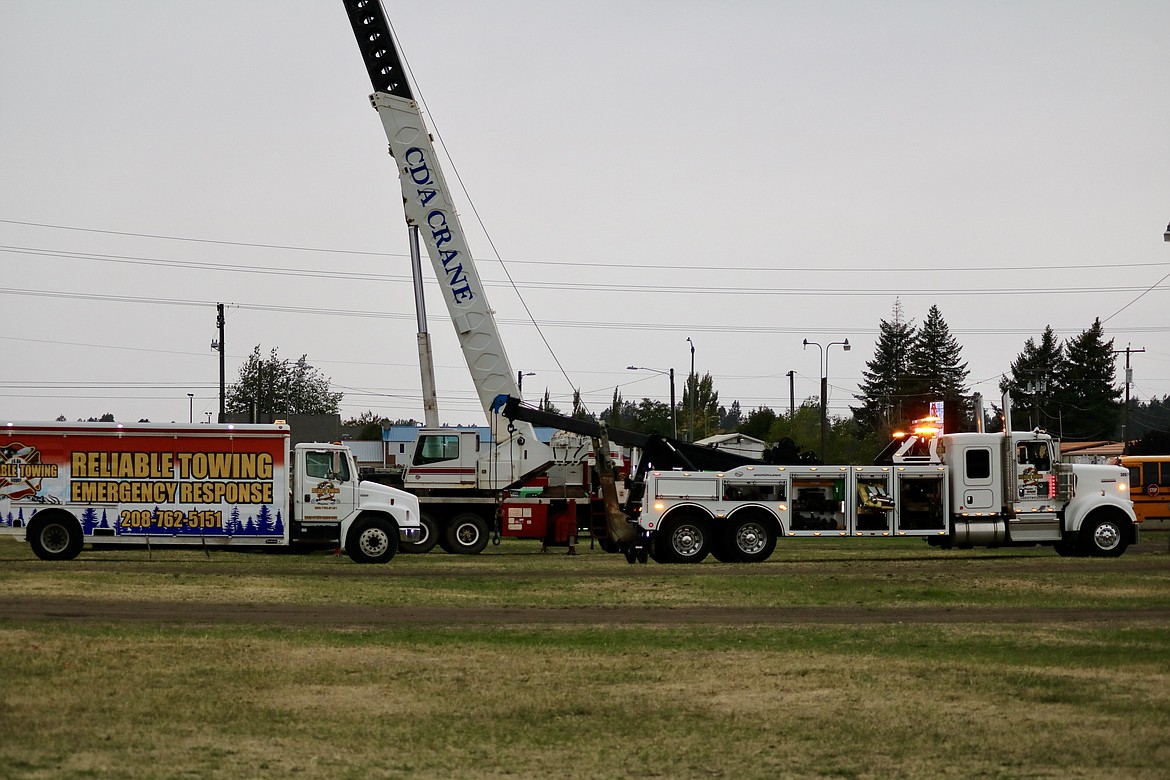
[[1129, 395, 1170, 440], [905, 305, 971, 431], [1056, 318, 1121, 440], [1000, 326, 1064, 431], [852, 299, 916, 436]]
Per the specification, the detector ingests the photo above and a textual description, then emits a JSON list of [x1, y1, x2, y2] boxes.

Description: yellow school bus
[[1122, 455, 1170, 523]]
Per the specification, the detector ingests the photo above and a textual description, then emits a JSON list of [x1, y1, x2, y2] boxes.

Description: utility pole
[[786, 370, 795, 418], [1113, 344, 1145, 449], [213, 303, 226, 422], [687, 337, 696, 442]]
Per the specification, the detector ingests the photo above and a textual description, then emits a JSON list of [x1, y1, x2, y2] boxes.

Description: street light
[[687, 337, 696, 442], [627, 366, 676, 438], [803, 337, 850, 461], [187, 393, 194, 424], [517, 371, 535, 395]]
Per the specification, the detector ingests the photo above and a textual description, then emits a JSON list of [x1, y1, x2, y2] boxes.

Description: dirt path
[[3, 596, 1168, 627]]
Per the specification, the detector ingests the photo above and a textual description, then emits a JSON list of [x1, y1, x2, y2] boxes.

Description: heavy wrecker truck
[[496, 394, 1139, 563]]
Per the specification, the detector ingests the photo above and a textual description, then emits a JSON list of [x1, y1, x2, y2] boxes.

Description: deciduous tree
[[225, 346, 342, 415]]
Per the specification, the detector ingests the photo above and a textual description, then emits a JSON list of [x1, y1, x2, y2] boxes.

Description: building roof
[[1061, 440, 1123, 458], [382, 425, 558, 445], [696, 433, 766, 447]]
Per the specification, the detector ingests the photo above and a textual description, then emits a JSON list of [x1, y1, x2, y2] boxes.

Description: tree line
[[168, 313, 1165, 464]]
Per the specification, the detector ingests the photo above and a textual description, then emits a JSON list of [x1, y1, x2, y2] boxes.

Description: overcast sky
[[2, 1, 1168, 429]]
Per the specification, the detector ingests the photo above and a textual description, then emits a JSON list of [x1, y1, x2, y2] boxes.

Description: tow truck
[[496, 394, 1140, 562]]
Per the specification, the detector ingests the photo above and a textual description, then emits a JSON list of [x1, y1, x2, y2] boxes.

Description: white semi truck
[[497, 395, 1140, 563], [0, 421, 421, 563]]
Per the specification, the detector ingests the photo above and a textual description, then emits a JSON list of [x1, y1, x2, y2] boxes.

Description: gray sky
[[2, 1, 1168, 428]]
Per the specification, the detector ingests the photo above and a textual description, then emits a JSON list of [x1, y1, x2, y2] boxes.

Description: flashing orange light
[[912, 425, 940, 437]]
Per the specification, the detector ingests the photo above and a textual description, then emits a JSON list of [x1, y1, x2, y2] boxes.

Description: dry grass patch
[[3, 624, 1170, 779]]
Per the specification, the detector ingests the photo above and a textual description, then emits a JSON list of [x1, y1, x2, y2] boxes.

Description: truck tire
[[401, 511, 439, 554], [346, 515, 399, 564], [727, 514, 777, 563], [442, 512, 489, 555], [1078, 512, 1129, 558], [27, 512, 84, 561], [653, 513, 711, 564]]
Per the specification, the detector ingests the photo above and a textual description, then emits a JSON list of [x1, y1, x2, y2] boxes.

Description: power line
[[1, 291, 1166, 340], [5, 218, 1168, 274]]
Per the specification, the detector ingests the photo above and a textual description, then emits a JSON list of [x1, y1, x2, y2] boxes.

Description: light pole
[[627, 366, 676, 438], [686, 337, 696, 442], [187, 393, 194, 424], [785, 370, 795, 418], [517, 370, 535, 395], [803, 338, 849, 461]]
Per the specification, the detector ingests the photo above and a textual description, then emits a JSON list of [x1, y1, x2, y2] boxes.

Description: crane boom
[[343, 0, 551, 496], [342, 1, 528, 431]]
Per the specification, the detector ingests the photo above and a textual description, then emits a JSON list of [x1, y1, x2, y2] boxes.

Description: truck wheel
[[27, 512, 84, 561], [346, 516, 399, 564], [1079, 513, 1129, 558], [401, 512, 439, 554], [443, 512, 489, 555], [654, 513, 711, 564], [728, 515, 776, 563]]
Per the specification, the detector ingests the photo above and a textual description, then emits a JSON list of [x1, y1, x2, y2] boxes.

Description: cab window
[[413, 434, 461, 466], [305, 451, 331, 479], [965, 448, 992, 480], [1016, 441, 1051, 472]]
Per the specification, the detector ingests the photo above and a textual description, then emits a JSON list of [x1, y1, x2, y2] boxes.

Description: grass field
[[2, 533, 1169, 779]]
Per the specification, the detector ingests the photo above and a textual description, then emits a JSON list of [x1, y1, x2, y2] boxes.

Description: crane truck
[[340, 1, 626, 555], [0, 421, 421, 563], [496, 394, 1140, 563]]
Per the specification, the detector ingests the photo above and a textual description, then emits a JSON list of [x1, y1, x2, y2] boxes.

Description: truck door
[[299, 447, 357, 528], [952, 444, 998, 513], [1008, 438, 1061, 541], [405, 430, 479, 488], [1014, 439, 1056, 509]]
